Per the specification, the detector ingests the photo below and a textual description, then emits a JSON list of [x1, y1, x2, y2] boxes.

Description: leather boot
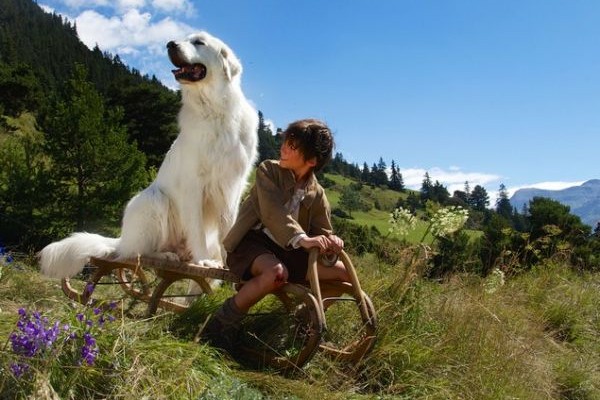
[[201, 297, 245, 354]]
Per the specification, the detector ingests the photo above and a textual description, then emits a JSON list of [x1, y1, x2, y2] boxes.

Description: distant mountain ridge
[[510, 179, 600, 228]]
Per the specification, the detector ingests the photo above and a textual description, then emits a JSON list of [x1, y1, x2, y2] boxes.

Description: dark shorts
[[226, 230, 309, 283]]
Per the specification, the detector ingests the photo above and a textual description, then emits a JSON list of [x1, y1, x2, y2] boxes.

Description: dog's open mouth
[[171, 63, 207, 82]]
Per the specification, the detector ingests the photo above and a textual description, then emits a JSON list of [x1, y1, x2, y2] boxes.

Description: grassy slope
[[324, 174, 431, 243], [1, 255, 599, 399]]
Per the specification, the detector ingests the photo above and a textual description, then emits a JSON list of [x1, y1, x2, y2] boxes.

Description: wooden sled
[[61, 249, 377, 372]]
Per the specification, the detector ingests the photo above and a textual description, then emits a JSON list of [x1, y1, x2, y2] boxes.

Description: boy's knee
[[260, 263, 288, 291]]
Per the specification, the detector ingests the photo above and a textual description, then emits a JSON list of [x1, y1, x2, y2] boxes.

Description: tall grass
[[1, 253, 599, 399]]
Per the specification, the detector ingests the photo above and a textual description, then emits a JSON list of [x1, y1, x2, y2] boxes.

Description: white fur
[[39, 31, 258, 279]]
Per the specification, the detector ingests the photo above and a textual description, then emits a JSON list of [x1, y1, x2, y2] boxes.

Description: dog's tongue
[[172, 63, 207, 81]]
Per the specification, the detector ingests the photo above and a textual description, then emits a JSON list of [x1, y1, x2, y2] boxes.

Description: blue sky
[[39, 0, 599, 203]]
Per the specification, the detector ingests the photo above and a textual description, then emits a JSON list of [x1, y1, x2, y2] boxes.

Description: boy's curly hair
[[283, 119, 334, 172]]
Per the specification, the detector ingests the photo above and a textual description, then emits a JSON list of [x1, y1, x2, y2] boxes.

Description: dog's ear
[[220, 47, 242, 81]]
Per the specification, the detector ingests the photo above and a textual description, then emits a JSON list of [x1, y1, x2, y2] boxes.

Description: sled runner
[[60, 249, 377, 372]]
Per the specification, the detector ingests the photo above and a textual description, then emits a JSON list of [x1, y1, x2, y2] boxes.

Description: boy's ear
[[306, 157, 317, 168]]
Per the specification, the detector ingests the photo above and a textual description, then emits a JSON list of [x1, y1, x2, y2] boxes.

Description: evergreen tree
[[349, 162, 362, 179], [0, 113, 53, 247], [389, 160, 404, 191], [430, 180, 450, 204], [374, 157, 389, 186], [527, 197, 591, 244], [0, 62, 43, 116], [495, 183, 513, 220], [256, 111, 278, 164], [41, 64, 147, 231], [469, 185, 489, 211], [452, 190, 469, 206], [360, 162, 371, 183], [107, 78, 179, 168], [420, 172, 433, 203]]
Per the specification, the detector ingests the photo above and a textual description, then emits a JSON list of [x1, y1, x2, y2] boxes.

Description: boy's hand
[[299, 234, 344, 254], [326, 234, 344, 254]]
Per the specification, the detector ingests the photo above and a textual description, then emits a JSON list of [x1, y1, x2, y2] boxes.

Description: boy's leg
[[200, 296, 246, 353], [202, 253, 288, 352], [312, 259, 351, 305], [314, 259, 350, 282], [233, 252, 288, 312]]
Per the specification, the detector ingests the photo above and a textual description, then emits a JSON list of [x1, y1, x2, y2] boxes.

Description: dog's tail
[[38, 232, 120, 279]]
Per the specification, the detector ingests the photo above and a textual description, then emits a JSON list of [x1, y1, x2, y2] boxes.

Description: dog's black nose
[[167, 41, 177, 49]]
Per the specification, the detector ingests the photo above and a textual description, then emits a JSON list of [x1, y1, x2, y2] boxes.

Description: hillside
[[510, 179, 600, 228], [0, 0, 182, 167]]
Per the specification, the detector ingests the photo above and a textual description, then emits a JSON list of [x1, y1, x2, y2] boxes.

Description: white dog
[[39, 31, 258, 279]]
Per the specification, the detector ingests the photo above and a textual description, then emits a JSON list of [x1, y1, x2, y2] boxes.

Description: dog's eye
[[192, 39, 206, 46]]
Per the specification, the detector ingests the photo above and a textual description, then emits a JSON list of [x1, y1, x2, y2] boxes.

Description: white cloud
[[74, 9, 194, 53], [117, 0, 146, 11], [505, 181, 585, 198], [264, 119, 277, 135], [39, 4, 55, 13], [400, 166, 500, 193], [62, 0, 110, 8], [151, 0, 195, 15]]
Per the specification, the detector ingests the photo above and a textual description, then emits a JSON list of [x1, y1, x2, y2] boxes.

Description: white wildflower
[[429, 206, 469, 238], [389, 207, 417, 236], [484, 268, 506, 294]]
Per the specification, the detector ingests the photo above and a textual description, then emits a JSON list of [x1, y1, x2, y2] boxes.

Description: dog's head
[[167, 31, 242, 85]]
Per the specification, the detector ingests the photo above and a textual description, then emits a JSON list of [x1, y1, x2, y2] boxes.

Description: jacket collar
[[279, 162, 318, 208]]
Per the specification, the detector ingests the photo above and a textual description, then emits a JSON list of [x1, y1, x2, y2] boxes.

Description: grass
[[2, 252, 600, 399]]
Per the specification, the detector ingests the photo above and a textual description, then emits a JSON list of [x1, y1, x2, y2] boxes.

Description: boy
[[202, 118, 349, 352]]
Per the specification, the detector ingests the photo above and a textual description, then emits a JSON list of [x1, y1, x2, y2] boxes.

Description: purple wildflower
[[10, 362, 30, 378], [9, 310, 59, 358], [84, 283, 96, 296], [80, 333, 98, 365]]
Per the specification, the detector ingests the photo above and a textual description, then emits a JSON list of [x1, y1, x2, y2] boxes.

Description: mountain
[[510, 179, 600, 228]]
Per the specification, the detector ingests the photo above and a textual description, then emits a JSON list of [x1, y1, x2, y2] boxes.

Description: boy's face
[[279, 140, 315, 172]]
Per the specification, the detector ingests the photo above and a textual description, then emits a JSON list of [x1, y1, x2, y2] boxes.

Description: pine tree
[[360, 162, 370, 183], [374, 157, 388, 186], [389, 159, 404, 191], [420, 172, 433, 203], [431, 180, 450, 204], [106, 78, 179, 168], [256, 111, 278, 163], [42, 64, 147, 231], [469, 185, 489, 211], [495, 183, 513, 220], [0, 113, 54, 247]]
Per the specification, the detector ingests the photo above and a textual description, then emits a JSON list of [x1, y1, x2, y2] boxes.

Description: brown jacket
[[223, 160, 333, 252]]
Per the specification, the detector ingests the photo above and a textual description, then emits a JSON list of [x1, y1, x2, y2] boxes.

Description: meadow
[[2, 175, 599, 399], [1, 245, 599, 399]]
